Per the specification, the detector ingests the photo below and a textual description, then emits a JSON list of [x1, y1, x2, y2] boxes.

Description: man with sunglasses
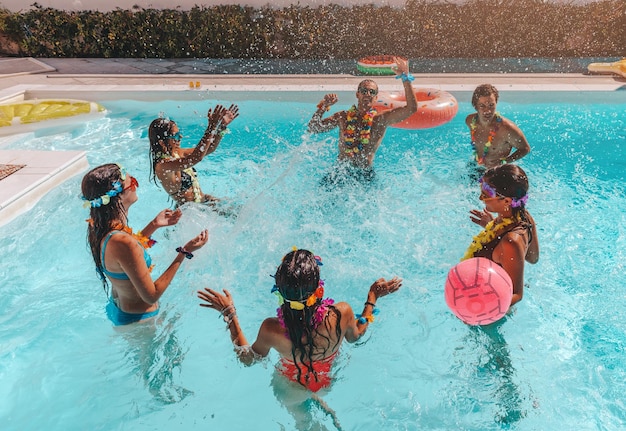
[[307, 56, 417, 182]]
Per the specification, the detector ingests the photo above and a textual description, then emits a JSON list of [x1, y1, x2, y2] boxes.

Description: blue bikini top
[[101, 231, 152, 280]]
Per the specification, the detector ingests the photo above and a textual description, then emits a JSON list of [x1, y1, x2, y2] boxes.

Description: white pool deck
[[0, 56, 624, 227]]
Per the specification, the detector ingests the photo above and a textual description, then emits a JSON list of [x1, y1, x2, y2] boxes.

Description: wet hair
[[482, 164, 534, 241], [471, 84, 499, 109], [81, 163, 127, 292], [275, 249, 341, 388], [148, 118, 174, 186]]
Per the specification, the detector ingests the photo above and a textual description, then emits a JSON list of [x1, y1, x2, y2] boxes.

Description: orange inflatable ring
[[373, 87, 458, 129]]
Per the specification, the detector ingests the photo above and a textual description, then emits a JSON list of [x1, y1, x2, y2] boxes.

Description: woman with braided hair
[[463, 164, 540, 306]]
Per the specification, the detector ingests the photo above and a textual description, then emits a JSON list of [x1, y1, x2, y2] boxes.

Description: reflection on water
[[114, 309, 191, 405]]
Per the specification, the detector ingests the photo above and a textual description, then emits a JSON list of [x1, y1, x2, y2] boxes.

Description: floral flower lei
[[470, 113, 502, 165], [461, 215, 518, 261], [343, 105, 376, 157], [276, 295, 335, 334], [109, 222, 157, 249]]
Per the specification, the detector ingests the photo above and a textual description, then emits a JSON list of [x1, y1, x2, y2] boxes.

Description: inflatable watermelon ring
[[356, 55, 407, 76]]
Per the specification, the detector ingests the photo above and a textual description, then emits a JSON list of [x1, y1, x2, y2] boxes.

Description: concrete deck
[[0, 57, 624, 226]]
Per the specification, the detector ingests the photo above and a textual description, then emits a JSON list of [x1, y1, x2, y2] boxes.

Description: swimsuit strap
[[101, 231, 130, 280]]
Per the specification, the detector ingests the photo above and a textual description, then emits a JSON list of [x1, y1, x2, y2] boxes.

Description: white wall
[[0, 0, 601, 12]]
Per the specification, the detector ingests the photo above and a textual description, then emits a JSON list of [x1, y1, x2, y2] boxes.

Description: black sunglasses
[[358, 87, 378, 96]]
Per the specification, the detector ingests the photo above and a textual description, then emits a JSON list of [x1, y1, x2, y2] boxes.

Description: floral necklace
[[109, 222, 155, 271], [159, 153, 202, 203], [343, 106, 376, 157], [470, 113, 502, 165], [461, 216, 518, 261], [276, 298, 335, 336]]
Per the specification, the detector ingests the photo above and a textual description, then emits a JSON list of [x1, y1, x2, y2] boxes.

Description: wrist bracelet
[[356, 307, 380, 324], [316, 102, 329, 112], [364, 301, 376, 308], [176, 246, 193, 259], [395, 72, 415, 83]]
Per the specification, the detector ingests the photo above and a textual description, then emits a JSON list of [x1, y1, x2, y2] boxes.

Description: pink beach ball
[[444, 257, 512, 326]]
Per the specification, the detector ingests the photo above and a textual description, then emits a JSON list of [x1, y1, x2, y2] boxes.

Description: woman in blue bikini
[[82, 163, 209, 325]]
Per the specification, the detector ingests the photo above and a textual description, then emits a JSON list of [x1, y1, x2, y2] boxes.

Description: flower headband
[[81, 164, 126, 208], [272, 280, 325, 311], [272, 247, 324, 310]]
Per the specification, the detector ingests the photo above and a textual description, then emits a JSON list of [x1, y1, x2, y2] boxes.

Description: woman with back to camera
[[82, 163, 209, 325], [197, 248, 402, 391], [148, 104, 239, 207], [463, 163, 540, 306]]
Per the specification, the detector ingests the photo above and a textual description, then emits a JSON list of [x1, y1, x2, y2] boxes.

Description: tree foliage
[[0, 0, 623, 58]]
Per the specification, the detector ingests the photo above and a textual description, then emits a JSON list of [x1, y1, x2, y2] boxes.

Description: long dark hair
[[482, 163, 533, 241], [275, 249, 341, 387], [148, 118, 174, 187], [81, 163, 127, 292]]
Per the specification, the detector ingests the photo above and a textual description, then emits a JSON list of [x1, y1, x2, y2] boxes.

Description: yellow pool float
[[587, 59, 626, 78], [0, 99, 106, 136]]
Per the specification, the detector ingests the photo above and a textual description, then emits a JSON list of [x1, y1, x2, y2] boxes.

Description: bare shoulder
[[499, 116, 525, 135], [465, 113, 476, 125]]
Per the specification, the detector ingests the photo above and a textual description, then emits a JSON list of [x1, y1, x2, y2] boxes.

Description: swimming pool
[[1, 89, 625, 430]]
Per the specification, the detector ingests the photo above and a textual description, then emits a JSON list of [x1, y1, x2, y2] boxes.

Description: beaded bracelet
[[176, 246, 194, 259], [356, 307, 380, 324], [221, 305, 237, 327], [317, 101, 330, 112], [395, 72, 415, 83]]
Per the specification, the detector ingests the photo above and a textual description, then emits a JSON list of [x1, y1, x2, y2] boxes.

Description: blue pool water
[[0, 90, 625, 430]]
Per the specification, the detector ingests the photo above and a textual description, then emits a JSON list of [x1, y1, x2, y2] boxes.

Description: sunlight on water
[[0, 91, 625, 430]]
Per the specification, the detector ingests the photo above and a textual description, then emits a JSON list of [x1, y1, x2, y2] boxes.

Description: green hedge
[[0, 0, 624, 58]]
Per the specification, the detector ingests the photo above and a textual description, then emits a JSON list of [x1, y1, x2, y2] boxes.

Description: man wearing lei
[[307, 56, 417, 173], [465, 84, 531, 172]]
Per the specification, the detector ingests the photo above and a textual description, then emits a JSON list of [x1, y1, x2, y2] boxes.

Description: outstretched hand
[[221, 104, 239, 127], [184, 229, 209, 252], [207, 104, 239, 130], [321, 93, 338, 108], [391, 56, 409, 76], [198, 287, 234, 314], [469, 208, 493, 227], [369, 276, 402, 299], [153, 208, 182, 228]]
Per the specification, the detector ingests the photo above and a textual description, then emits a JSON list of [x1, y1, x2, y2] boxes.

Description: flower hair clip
[[511, 195, 529, 208]]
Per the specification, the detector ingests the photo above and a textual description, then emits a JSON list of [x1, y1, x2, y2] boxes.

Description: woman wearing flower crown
[[82, 163, 209, 325], [197, 249, 401, 392], [148, 104, 239, 207], [463, 164, 540, 306]]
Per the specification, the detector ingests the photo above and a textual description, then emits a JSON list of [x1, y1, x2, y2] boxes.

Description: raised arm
[[308, 93, 342, 133], [201, 104, 239, 156], [138, 208, 182, 239], [198, 287, 272, 366], [113, 229, 208, 305], [376, 57, 418, 127], [343, 276, 402, 343]]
